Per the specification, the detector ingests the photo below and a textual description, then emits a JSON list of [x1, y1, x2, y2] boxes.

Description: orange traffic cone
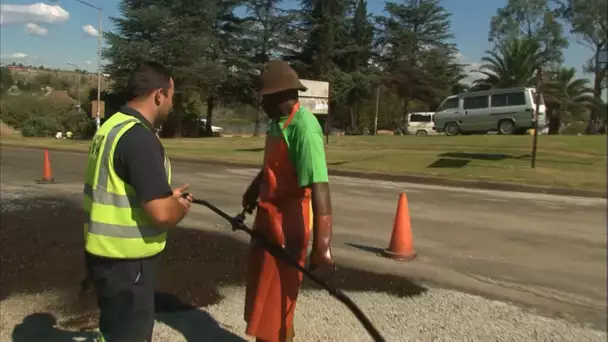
[[380, 192, 417, 261], [37, 148, 55, 184]]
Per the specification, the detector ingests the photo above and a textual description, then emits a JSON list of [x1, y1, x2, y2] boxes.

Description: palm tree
[[541, 67, 594, 134], [473, 38, 546, 90]]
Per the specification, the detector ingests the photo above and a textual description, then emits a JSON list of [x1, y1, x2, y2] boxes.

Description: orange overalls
[[244, 103, 312, 342]]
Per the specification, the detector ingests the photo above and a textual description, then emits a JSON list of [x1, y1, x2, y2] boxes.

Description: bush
[[0, 93, 96, 138], [60, 111, 96, 139], [21, 117, 61, 137], [560, 122, 588, 135], [0, 95, 72, 129]]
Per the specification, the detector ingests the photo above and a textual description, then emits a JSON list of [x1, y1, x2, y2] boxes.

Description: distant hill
[[7, 65, 110, 90]]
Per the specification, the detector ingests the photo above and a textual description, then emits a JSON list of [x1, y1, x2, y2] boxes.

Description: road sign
[[299, 79, 329, 115], [91, 100, 105, 118]]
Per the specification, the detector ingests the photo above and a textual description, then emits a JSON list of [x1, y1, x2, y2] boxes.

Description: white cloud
[[25, 22, 48, 36], [3, 52, 28, 59], [457, 53, 485, 85], [0, 3, 69, 26], [84, 60, 92, 65], [82, 24, 98, 37]]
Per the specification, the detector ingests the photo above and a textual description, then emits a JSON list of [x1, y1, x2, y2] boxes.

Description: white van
[[433, 87, 547, 135], [406, 112, 435, 136]]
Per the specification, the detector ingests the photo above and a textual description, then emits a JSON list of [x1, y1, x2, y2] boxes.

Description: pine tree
[[243, 0, 292, 135], [103, 0, 250, 137], [378, 0, 463, 122]]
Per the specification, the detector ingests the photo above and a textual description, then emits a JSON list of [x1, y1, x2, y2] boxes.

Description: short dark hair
[[125, 61, 172, 100]]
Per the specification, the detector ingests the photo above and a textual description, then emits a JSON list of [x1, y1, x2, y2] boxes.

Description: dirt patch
[[376, 130, 394, 136], [0, 191, 426, 332], [0, 122, 15, 136]]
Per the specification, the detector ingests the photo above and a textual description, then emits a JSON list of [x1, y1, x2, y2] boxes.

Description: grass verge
[[1, 135, 606, 191]]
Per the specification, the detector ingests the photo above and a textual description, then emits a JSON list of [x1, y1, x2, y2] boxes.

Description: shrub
[[59, 111, 96, 139], [21, 117, 61, 137], [0, 95, 73, 129], [560, 122, 588, 135]]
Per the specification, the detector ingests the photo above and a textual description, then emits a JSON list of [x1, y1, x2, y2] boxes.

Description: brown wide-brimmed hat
[[260, 60, 308, 96]]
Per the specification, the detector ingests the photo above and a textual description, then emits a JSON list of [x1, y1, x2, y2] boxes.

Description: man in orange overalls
[[241, 60, 335, 342]]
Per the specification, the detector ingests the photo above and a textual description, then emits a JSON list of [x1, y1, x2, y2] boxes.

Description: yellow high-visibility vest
[[83, 112, 171, 259]]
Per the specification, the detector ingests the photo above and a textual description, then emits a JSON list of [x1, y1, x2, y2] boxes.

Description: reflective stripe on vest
[[84, 113, 171, 258]]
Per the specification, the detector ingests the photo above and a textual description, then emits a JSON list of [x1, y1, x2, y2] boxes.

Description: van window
[[491, 92, 526, 107], [463, 96, 489, 109], [409, 114, 432, 122], [439, 98, 459, 111]]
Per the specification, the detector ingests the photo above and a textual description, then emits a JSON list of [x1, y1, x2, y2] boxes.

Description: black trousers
[[85, 252, 160, 342]]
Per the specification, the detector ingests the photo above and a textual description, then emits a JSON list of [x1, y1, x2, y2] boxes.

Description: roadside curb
[[3, 143, 605, 199]]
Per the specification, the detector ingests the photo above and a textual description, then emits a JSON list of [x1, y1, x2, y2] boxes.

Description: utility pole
[[373, 84, 380, 135], [96, 6, 102, 131], [53, 0, 103, 131], [531, 68, 543, 169]]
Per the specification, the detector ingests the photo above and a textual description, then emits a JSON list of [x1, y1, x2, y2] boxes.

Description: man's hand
[[142, 183, 192, 227], [173, 184, 192, 210], [309, 244, 334, 272]]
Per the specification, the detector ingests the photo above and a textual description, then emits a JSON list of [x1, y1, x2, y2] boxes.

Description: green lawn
[[2, 135, 606, 190]]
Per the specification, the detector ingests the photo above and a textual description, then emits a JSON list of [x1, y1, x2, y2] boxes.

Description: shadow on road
[[346, 242, 385, 255], [328, 153, 400, 167], [11, 313, 96, 342], [1, 192, 427, 339], [233, 148, 264, 152], [154, 292, 246, 342]]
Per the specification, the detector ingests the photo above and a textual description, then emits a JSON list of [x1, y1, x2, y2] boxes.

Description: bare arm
[[311, 182, 333, 251], [142, 191, 190, 228], [242, 170, 264, 211]]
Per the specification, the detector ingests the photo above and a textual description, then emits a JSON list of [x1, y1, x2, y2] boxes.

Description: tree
[[329, 0, 376, 132], [291, 0, 349, 79], [243, 0, 292, 136], [474, 38, 545, 89], [489, 0, 568, 66], [198, 0, 252, 137], [103, 0, 251, 137], [556, 0, 608, 133], [377, 0, 462, 122], [0, 67, 13, 94], [541, 67, 594, 133]]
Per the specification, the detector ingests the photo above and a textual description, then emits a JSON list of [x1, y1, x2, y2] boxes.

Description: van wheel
[[444, 122, 460, 136], [498, 120, 515, 135], [416, 130, 427, 136]]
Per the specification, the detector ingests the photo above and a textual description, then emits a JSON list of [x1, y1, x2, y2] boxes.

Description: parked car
[[433, 87, 547, 136], [406, 112, 436, 136], [198, 118, 224, 137]]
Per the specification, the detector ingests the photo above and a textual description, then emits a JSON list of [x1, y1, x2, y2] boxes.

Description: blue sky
[[0, 0, 594, 84]]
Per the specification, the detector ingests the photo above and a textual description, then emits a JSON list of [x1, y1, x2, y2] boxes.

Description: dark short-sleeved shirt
[[112, 106, 172, 203]]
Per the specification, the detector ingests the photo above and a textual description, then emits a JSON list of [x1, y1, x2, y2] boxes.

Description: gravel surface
[[1, 182, 605, 341], [1, 286, 605, 342]]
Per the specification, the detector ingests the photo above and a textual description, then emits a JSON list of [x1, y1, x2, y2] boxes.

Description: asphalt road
[[1, 146, 606, 330]]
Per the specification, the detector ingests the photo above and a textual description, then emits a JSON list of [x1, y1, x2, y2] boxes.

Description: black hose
[[190, 198, 386, 342]]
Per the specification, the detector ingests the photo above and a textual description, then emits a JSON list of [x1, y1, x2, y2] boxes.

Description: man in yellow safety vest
[[83, 61, 193, 342]]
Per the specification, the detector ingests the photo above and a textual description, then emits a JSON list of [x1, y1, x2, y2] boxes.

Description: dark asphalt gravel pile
[[0, 193, 426, 331]]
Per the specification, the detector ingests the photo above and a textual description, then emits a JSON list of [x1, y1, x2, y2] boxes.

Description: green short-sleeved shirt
[[267, 106, 329, 187]]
